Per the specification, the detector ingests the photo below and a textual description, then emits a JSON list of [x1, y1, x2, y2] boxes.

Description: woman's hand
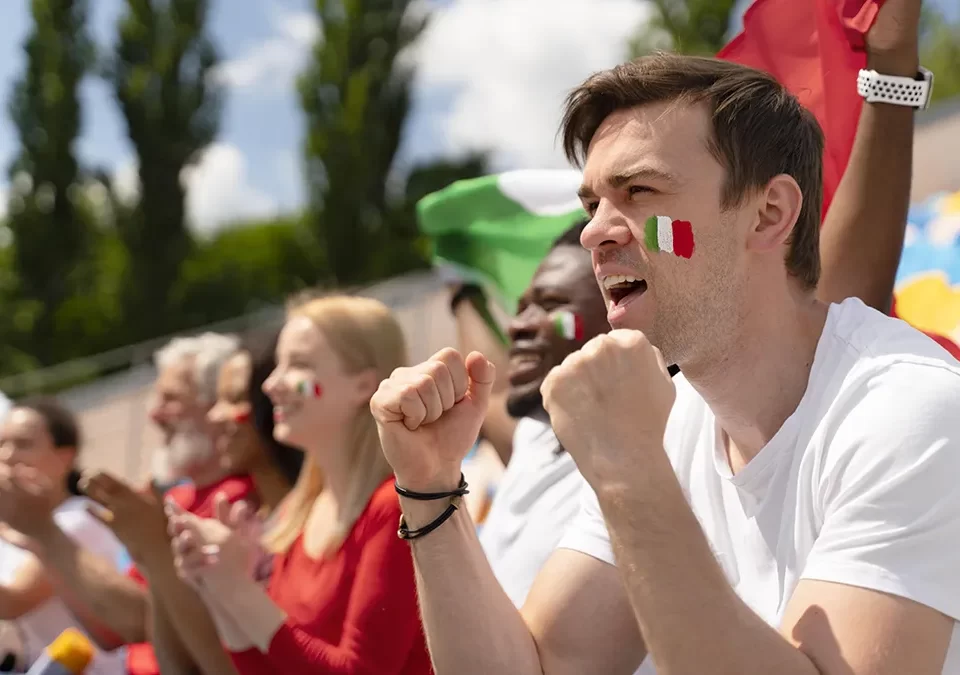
[[167, 493, 263, 591]]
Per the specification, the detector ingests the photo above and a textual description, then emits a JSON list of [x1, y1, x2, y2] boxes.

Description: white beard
[[150, 421, 215, 484]]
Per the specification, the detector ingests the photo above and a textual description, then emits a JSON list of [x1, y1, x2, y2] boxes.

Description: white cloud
[[113, 144, 279, 236], [410, 0, 652, 170], [183, 144, 279, 234], [212, 9, 319, 93]]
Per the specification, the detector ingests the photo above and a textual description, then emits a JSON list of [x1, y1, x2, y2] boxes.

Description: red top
[[229, 479, 433, 675], [126, 475, 258, 675]]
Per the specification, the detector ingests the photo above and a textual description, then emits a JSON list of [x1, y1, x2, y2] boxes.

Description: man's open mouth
[[602, 274, 647, 305]]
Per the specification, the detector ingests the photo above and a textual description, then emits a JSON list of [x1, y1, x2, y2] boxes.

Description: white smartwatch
[[857, 67, 934, 109]]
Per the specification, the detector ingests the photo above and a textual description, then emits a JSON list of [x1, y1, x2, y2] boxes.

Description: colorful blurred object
[[895, 188, 960, 346]]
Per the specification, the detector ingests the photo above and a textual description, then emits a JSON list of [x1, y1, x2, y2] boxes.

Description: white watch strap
[[857, 67, 934, 109]]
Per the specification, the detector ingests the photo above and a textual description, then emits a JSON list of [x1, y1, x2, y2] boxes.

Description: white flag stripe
[[560, 312, 576, 339], [657, 215, 674, 253]]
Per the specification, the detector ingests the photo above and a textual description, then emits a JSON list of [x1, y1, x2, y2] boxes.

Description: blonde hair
[[262, 294, 406, 557]]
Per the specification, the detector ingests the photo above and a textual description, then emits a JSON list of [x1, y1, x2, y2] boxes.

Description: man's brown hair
[[561, 52, 823, 289]]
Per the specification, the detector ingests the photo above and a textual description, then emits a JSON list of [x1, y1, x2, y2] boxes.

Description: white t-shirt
[[0, 497, 126, 675], [559, 298, 960, 673], [480, 416, 586, 607]]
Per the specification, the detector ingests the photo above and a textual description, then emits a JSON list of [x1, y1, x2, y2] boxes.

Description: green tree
[[5, 0, 94, 366], [630, 0, 739, 57], [108, 0, 221, 340], [299, 1, 487, 286], [921, 7, 960, 104]]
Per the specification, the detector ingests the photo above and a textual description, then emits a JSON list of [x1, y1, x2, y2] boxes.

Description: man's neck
[[681, 286, 829, 470]]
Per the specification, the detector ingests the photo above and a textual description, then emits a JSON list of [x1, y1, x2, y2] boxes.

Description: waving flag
[[718, 0, 885, 219], [417, 170, 585, 311]]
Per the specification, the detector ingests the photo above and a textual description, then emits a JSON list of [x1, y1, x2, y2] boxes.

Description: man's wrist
[[866, 49, 920, 79]]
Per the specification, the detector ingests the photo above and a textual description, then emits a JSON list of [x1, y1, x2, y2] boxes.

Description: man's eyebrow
[[577, 167, 679, 199]]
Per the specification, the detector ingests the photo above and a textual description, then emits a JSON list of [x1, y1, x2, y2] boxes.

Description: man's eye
[[629, 185, 655, 195]]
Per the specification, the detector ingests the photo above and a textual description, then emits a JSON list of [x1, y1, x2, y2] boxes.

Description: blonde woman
[[167, 295, 432, 675]]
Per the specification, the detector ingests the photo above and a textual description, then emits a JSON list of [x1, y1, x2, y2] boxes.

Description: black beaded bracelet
[[395, 474, 470, 501], [397, 500, 461, 541]]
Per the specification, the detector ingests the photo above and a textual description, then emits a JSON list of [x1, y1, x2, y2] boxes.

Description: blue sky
[[0, 0, 955, 235]]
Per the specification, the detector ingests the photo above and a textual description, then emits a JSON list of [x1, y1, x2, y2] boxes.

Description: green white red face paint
[[644, 215, 694, 259], [297, 379, 323, 399], [553, 310, 584, 341]]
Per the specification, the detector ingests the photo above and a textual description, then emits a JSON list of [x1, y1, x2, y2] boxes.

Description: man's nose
[[580, 203, 633, 251]]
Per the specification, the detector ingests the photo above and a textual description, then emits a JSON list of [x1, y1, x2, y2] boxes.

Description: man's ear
[[746, 173, 804, 253]]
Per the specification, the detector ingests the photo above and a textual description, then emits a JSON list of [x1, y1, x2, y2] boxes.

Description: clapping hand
[[0, 464, 58, 538], [80, 471, 168, 563], [168, 493, 262, 591]]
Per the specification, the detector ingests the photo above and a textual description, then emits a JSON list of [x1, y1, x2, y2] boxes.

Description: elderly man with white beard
[[0, 332, 258, 675]]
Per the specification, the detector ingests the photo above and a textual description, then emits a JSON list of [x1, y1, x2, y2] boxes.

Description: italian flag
[[553, 310, 584, 341], [417, 170, 586, 311], [644, 215, 695, 259], [297, 380, 322, 398]]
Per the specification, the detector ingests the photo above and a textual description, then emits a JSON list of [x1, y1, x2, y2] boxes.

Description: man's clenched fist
[[371, 347, 495, 493], [541, 329, 676, 489]]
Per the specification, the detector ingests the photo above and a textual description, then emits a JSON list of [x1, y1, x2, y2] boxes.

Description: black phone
[[64, 468, 84, 497]]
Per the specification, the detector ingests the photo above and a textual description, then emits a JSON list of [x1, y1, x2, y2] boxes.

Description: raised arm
[[371, 348, 644, 674], [817, 1, 921, 311]]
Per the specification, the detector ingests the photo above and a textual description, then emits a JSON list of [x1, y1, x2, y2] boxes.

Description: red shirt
[[229, 479, 432, 675], [126, 475, 258, 675]]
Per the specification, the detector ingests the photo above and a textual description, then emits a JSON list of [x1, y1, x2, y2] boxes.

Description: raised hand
[[80, 471, 168, 563], [371, 347, 495, 492], [541, 330, 676, 490], [0, 464, 58, 537], [167, 493, 261, 590]]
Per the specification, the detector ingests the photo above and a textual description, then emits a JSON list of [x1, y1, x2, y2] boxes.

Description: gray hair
[[154, 332, 241, 404]]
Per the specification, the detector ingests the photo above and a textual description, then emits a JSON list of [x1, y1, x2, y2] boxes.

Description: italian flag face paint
[[297, 379, 323, 399], [644, 215, 694, 259], [553, 310, 584, 341]]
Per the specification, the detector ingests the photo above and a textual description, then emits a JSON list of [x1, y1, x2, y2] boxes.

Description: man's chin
[[506, 388, 544, 419]]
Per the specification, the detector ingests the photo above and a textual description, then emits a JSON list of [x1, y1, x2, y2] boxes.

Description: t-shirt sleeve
[[801, 361, 960, 621], [556, 481, 616, 566]]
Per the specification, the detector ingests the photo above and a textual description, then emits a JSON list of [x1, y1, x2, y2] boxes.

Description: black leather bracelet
[[397, 500, 461, 541], [395, 474, 469, 501]]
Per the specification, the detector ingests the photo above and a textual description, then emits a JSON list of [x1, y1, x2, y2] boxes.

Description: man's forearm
[[599, 464, 817, 675], [817, 50, 918, 312], [400, 498, 542, 675], [35, 523, 148, 644]]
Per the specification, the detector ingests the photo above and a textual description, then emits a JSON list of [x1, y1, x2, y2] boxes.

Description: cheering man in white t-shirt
[[370, 2, 960, 674]]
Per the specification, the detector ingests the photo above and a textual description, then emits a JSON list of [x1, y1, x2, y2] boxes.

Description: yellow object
[[895, 271, 960, 340], [46, 628, 94, 675]]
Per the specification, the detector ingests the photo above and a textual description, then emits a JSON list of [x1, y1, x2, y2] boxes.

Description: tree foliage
[[299, 1, 487, 286], [107, 0, 222, 340], [630, 0, 739, 57], [921, 6, 960, 104], [5, 0, 94, 367]]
